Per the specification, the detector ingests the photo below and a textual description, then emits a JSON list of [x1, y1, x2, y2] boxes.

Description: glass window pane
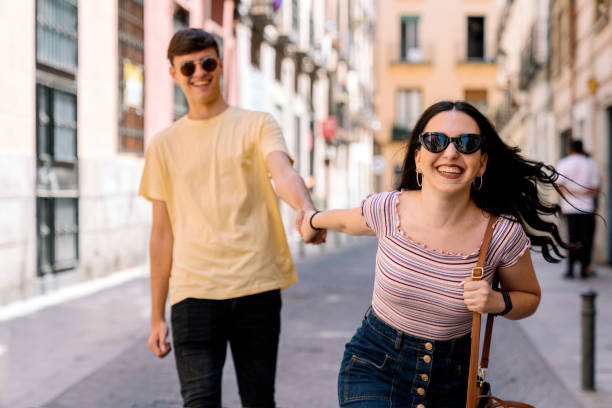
[[37, 86, 51, 157], [467, 17, 485, 59], [53, 90, 77, 161], [400, 16, 419, 61], [54, 198, 77, 266], [396, 89, 421, 128], [37, 0, 78, 71]]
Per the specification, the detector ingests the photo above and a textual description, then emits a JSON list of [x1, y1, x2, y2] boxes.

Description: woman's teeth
[[437, 166, 462, 174]]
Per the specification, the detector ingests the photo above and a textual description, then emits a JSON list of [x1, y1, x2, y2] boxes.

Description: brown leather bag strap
[[466, 215, 498, 408], [480, 314, 495, 370], [481, 273, 502, 370]]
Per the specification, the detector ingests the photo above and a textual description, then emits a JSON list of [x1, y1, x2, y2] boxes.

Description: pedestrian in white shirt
[[556, 140, 600, 279]]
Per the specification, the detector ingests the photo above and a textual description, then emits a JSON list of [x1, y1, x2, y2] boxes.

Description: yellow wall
[[374, 0, 501, 190]]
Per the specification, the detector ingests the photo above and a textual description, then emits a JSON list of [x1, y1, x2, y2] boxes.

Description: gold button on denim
[[424, 342, 433, 350], [422, 355, 431, 363], [416, 387, 425, 395], [420, 373, 429, 381]]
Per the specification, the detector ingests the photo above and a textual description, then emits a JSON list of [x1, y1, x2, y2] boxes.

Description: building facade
[[0, 0, 375, 305], [495, 0, 612, 264], [374, 0, 502, 191], [237, 0, 376, 246]]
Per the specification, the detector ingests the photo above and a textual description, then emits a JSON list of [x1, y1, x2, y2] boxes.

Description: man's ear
[[169, 65, 178, 84]]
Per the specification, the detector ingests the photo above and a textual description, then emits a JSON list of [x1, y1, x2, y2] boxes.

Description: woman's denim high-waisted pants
[[338, 307, 471, 408]]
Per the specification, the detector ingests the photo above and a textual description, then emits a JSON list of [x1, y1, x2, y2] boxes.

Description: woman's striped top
[[362, 191, 530, 341]]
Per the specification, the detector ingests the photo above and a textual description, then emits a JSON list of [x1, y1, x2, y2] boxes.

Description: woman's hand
[[300, 210, 318, 242], [462, 278, 505, 315], [297, 209, 326, 244]]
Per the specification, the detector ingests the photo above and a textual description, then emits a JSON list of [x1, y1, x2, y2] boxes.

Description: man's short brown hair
[[167, 28, 220, 64]]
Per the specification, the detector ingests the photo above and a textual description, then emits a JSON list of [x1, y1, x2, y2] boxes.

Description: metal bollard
[[581, 288, 597, 391]]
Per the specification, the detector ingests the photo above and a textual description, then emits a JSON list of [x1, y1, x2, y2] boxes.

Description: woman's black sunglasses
[[419, 132, 483, 154], [179, 57, 218, 77]]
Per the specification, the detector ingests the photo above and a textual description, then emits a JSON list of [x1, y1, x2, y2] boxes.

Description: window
[[36, 0, 78, 73], [119, 0, 145, 153], [467, 17, 485, 60], [464, 89, 488, 115], [210, 0, 224, 26], [37, 85, 77, 164], [395, 89, 421, 133], [559, 128, 571, 158], [36, 0, 79, 276], [37, 197, 79, 275], [173, 6, 190, 120], [250, 27, 263, 68], [400, 16, 420, 62], [292, 0, 300, 33], [36, 86, 79, 275]]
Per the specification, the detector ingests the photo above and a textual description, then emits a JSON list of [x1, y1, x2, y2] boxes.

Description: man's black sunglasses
[[179, 57, 218, 77], [419, 132, 483, 154]]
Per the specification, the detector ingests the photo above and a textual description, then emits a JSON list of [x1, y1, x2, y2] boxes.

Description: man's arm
[[265, 151, 326, 244], [147, 200, 174, 358]]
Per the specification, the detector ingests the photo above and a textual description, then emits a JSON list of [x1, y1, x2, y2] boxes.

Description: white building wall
[[76, 1, 150, 280], [0, 1, 37, 303]]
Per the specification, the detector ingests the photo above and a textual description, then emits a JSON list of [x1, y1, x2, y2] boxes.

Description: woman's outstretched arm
[[301, 208, 375, 240]]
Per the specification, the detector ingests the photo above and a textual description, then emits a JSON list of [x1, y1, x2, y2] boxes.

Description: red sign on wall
[[321, 116, 338, 141]]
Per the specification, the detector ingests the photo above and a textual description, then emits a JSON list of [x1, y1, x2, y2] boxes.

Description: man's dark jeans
[[171, 289, 281, 408], [566, 213, 595, 276]]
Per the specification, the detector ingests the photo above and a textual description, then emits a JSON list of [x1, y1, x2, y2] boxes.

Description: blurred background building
[[494, 0, 612, 264], [1, 0, 611, 304], [373, 0, 503, 191], [0, 0, 375, 305]]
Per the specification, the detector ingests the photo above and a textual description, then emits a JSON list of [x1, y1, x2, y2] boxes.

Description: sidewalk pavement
[[517, 256, 612, 408], [1, 236, 611, 407]]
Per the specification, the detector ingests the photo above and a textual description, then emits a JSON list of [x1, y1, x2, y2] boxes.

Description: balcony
[[392, 125, 411, 141], [388, 42, 433, 65], [518, 20, 547, 90], [494, 87, 519, 131]]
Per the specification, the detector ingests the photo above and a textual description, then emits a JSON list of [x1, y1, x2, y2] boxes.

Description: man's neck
[[187, 98, 229, 121]]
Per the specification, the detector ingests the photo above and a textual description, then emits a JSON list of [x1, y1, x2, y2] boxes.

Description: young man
[[556, 140, 600, 279], [139, 28, 325, 407]]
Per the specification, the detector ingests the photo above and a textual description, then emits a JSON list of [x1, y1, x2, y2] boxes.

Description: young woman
[[300, 101, 569, 407]]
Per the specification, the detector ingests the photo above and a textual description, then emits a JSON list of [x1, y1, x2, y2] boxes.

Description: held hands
[[295, 209, 326, 244], [147, 320, 171, 359], [462, 278, 505, 315]]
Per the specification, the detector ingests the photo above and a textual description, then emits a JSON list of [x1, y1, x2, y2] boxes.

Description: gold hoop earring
[[473, 175, 483, 191], [416, 171, 423, 187]]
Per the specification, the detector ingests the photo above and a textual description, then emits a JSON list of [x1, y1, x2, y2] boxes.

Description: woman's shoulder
[[491, 214, 528, 242], [362, 190, 400, 203]]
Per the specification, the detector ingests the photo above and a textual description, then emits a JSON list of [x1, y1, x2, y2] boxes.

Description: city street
[[2, 237, 611, 407]]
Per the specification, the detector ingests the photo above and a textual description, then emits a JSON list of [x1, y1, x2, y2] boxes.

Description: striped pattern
[[362, 191, 530, 340]]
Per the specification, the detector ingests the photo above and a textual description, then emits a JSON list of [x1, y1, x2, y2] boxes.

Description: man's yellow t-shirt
[[139, 106, 297, 305]]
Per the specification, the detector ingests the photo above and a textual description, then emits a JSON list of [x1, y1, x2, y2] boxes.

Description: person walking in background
[[139, 28, 325, 408], [556, 140, 600, 279], [299, 101, 570, 407]]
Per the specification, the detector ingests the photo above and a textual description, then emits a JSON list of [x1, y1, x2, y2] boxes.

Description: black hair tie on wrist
[[309, 210, 323, 231]]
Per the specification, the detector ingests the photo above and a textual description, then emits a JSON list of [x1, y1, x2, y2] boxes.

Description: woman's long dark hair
[[396, 100, 570, 263]]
